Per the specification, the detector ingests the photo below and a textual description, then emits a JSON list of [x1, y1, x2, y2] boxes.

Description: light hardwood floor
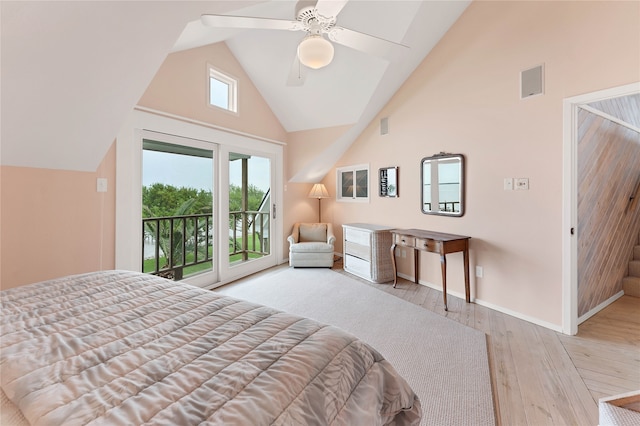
[[228, 261, 640, 425], [345, 264, 640, 425]]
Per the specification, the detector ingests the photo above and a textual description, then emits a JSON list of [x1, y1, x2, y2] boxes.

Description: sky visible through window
[[143, 150, 212, 191], [210, 78, 229, 110], [143, 150, 270, 192]]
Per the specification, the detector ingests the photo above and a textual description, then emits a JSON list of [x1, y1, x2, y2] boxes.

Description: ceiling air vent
[[521, 64, 544, 99]]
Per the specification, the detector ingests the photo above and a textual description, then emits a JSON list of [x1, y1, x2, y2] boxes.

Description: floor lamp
[[308, 183, 330, 222]]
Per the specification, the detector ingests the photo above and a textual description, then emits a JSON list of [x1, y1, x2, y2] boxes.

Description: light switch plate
[[504, 178, 514, 191], [97, 178, 108, 193]]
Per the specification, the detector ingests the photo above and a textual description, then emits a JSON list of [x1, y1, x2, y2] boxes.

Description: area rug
[[217, 267, 496, 426]]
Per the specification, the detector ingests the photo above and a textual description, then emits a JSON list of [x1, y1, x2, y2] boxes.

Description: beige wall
[[317, 0, 640, 328], [283, 125, 354, 248], [0, 42, 286, 289], [0, 143, 116, 289], [138, 42, 286, 143]]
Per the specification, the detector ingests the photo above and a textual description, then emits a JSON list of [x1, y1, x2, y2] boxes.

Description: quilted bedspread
[[0, 271, 420, 425]]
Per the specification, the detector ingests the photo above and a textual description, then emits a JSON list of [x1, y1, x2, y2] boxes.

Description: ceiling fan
[[201, 0, 408, 86]]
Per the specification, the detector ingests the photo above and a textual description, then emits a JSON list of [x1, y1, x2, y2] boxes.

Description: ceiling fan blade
[[327, 26, 408, 58], [286, 55, 307, 87], [314, 0, 349, 19], [201, 14, 303, 31]]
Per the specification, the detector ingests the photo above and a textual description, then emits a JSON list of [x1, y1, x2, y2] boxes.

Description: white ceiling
[[0, 1, 470, 175], [174, 1, 471, 133]]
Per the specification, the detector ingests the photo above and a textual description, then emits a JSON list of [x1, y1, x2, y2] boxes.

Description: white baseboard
[[474, 299, 563, 332], [577, 290, 624, 325], [397, 273, 564, 332]]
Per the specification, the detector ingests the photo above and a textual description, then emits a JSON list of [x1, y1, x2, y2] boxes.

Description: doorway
[[562, 82, 640, 335], [142, 138, 215, 282], [115, 109, 285, 289], [218, 146, 277, 283]]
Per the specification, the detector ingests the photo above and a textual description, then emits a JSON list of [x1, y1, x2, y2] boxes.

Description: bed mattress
[[0, 270, 420, 425]]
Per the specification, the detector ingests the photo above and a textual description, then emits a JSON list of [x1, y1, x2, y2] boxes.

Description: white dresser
[[342, 223, 394, 283]]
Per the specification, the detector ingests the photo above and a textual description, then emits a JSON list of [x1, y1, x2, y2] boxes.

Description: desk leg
[[414, 249, 419, 284], [440, 254, 448, 311], [390, 243, 398, 288], [463, 244, 470, 303]]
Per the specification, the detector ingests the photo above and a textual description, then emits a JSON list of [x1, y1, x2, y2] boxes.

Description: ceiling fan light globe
[[297, 35, 334, 69]]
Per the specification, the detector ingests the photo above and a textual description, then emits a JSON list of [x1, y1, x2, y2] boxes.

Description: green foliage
[[143, 183, 267, 272], [142, 183, 212, 218], [143, 184, 212, 269], [143, 183, 266, 218], [228, 183, 266, 212]]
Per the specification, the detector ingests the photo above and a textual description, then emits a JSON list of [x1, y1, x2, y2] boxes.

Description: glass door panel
[[228, 152, 271, 266], [142, 139, 215, 282]]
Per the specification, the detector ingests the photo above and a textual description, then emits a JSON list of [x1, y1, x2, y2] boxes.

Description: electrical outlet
[[475, 266, 484, 278], [515, 178, 529, 190]]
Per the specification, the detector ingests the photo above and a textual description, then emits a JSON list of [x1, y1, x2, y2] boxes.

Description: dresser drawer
[[344, 254, 372, 279], [415, 238, 441, 252], [394, 234, 415, 247], [344, 227, 371, 246], [345, 241, 371, 261]]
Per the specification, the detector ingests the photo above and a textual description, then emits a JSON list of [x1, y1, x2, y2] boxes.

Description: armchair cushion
[[289, 241, 334, 253], [299, 223, 327, 242]]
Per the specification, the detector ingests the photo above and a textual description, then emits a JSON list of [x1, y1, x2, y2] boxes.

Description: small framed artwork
[[379, 167, 398, 197]]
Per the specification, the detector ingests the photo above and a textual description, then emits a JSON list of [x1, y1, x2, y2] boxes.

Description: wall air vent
[[521, 64, 544, 99], [380, 117, 389, 135]]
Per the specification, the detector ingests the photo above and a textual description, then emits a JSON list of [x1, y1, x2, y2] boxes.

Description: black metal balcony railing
[[143, 213, 213, 280], [228, 210, 271, 261], [143, 211, 270, 280]]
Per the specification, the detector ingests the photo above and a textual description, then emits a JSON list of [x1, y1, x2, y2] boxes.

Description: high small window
[[209, 66, 238, 113], [337, 164, 369, 202]]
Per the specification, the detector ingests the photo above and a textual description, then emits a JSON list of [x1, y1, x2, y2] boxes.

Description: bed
[[0, 270, 421, 425]]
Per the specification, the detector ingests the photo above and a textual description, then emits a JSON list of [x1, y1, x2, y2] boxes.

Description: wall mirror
[[379, 167, 398, 197], [421, 153, 465, 216]]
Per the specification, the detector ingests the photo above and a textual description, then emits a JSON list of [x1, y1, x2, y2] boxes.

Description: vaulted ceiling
[[1, 1, 470, 175], [173, 1, 470, 133]]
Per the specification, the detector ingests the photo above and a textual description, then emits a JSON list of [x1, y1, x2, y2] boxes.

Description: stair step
[[623, 276, 640, 297], [630, 260, 640, 277]]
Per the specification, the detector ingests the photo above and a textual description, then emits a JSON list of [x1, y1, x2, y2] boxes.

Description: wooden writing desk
[[390, 229, 471, 311]]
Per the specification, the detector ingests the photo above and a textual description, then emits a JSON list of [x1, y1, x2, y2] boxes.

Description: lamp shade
[[308, 183, 330, 199], [297, 35, 334, 69]]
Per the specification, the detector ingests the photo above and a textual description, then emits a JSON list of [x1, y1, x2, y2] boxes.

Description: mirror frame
[[379, 166, 399, 197], [420, 153, 465, 217]]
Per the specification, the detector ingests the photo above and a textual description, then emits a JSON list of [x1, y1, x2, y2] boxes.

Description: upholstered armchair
[[287, 223, 336, 268]]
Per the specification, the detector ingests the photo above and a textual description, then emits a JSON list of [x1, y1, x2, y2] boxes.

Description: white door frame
[[116, 108, 285, 288], [562, 82, 640, 335], [217, 145, 279, 285]]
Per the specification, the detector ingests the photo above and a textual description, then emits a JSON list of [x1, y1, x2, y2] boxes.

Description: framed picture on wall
[[379, 167, 398, 197]]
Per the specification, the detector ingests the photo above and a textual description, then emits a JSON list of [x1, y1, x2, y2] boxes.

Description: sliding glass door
[[141, 134, 217, 286], [220, 147, 277, 282], [115, 111, 284, 288], [139, 137, 278, 286]]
